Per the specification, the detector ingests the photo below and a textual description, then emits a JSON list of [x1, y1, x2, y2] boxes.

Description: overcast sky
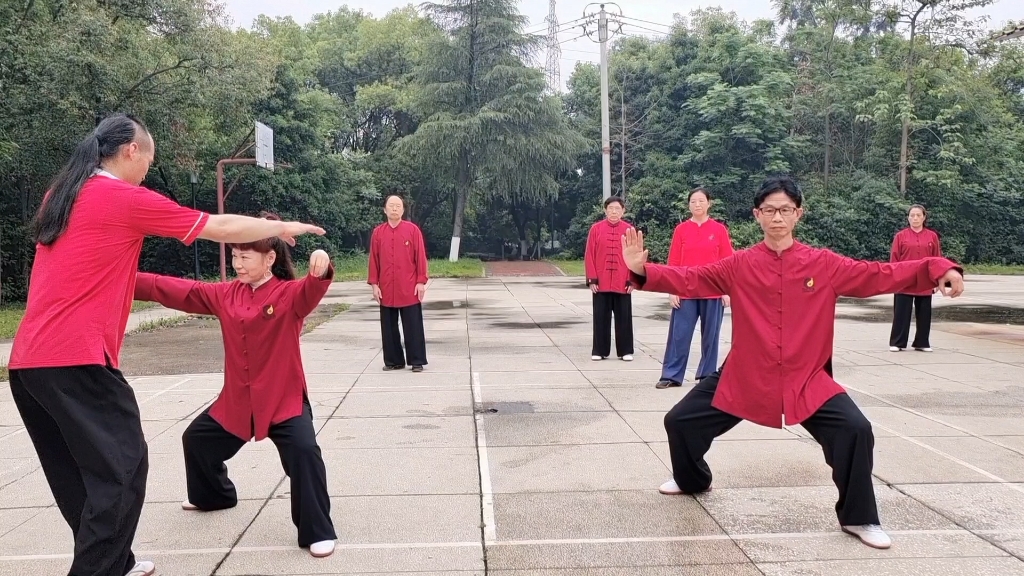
[[222, 0, 1021, 90]]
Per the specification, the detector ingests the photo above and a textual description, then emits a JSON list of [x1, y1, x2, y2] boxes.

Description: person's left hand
[[626, 285, 634, 294], [722, 295, 731, 308], [938, 269, 964, 298], [415, 283, 426, 301], [309, 249, 331, 278]]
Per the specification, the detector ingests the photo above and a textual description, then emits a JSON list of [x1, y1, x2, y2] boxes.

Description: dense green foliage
[[1, 0, 1022, 303]]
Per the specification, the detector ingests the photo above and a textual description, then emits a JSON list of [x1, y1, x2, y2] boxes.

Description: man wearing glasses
[[620, 175, 965, 550]]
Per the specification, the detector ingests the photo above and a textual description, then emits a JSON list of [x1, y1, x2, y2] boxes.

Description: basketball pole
[[216, 157, 258, 282]]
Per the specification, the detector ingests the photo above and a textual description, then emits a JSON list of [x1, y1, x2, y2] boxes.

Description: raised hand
[[309, 249, 331, 278], [279, 222, 327, 246], [620, 228, 649, 275], [939, 269, 965, 298]]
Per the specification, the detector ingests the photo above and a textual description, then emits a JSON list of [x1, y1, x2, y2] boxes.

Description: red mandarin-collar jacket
[[134, 266, 334, 441], [668, 218, 734, 299], [891, 227, 943, 297], [368, 220, 428, 308], [632, 241, 960, 427], [585, 219, 635, 294]]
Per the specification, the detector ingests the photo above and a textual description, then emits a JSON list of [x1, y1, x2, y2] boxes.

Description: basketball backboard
[[255, 121, 274, 171]]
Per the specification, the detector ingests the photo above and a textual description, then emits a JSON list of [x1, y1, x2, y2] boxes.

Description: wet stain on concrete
[[402, 423, 441, 430], [477, 401, 536, 414], [489, 320, 585, 329], [837, 298, 1024, 325], [422, 300, 470, 310]]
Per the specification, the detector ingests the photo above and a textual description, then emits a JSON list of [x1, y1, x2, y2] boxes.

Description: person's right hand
[[372, 284, 382, 303], [669, 295, 680, 309], [590, 283, 599, 294], [279, 222, 327, 246], [621, 228, 649, 275]]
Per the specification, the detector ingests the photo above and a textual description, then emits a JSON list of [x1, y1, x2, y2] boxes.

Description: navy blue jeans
[[661, 298, 724, 383]]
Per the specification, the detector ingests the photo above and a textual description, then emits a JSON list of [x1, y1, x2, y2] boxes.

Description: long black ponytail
[[32, 113, 149, 246]]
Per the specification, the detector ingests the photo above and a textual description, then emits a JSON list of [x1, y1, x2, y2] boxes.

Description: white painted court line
[[138, 377, 192, 405], [472, 371, 497, 543], [845, 383, 1024, 458], [0, 528, 1005, 561]]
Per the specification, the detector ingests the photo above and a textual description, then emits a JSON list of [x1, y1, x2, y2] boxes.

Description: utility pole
[[583, 3, 621, 202], [598, 4, 612, 201]]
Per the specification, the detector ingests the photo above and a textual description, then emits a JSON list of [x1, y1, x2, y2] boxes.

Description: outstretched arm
[[827, 252, 964, 299], [621, 228, 734, 298], [134, 273, 223, 316]]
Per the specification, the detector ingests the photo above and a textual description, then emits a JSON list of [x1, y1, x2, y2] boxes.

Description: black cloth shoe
[[383, 365, 405, 371], [655, 379, 681, 389], [411, 365, 424, 373]]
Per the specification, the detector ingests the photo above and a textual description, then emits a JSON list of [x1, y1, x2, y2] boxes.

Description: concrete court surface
[[1, 274, 1023, 575]]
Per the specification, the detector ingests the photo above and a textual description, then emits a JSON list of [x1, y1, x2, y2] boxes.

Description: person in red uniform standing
[[585, 196, 635, 361], [657, 188, 734, 389], [888, 204, 942, 352], [134, 219, 337, 558], [7, 114, 325, 576], [621, 176, 964, 550], [368, 195, 429, 372]]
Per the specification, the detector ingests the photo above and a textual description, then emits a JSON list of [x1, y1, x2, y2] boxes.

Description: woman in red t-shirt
[[888, 204, 943, 352], [133, 216, 337, 558], [656, 188, 734, 388]]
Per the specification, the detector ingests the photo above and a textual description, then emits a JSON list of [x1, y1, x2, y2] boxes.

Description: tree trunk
[[823, 105, 831, 190], [448, 155, 471, 261], [900, 10, 923, 196]]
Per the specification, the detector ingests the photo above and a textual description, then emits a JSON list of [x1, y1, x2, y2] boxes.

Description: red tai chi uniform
[[134, 266, 337, 548], [888, 227, 943, 350], [8, 171, 209, 576], [632, 240, 960, 526], [585, 218, 635, 358], [368, 220, 429, 369]]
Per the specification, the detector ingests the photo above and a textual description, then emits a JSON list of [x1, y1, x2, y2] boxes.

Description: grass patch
[[129, 315, 192, 334], [0, 301, 162, 340], [0, 306, 25, 340], [297, 255, 485, 282], [131, 301, 159, 313], [0, 365, 7, 382], [302, 303, 350, 334], [964, 264, 1024, 275], [548, 259, 585, 276]]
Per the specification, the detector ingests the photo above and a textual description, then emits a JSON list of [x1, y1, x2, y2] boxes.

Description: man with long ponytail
[[8, 113, 327, 576]]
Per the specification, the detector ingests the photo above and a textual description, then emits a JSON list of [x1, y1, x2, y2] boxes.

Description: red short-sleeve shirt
[[9, 172, 210, 370]]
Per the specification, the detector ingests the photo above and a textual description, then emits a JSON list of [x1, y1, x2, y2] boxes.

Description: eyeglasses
[[757, 206, 797, 217]]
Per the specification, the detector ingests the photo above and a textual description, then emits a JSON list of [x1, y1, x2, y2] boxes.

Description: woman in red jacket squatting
[[622, 176, 965, 550], [134, 217, 338, 558], [657, 188, 734, 389], [888, 204, 942, 352], [585, 196, 635, 361]]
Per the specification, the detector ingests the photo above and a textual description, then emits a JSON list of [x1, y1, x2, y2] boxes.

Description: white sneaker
[[125, 561, 155, 576], [658, 479, 683, 495], [889, 346, 901, 352], [181, 500, 198, 511], [310, 539, 336, 557], [591, 355, 603, 361], [621, 355, 634, 361], [842, 524, 892, 549], [915, 347, 933, 352]]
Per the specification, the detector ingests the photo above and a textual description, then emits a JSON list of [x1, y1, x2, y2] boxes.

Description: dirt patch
[[484, 261, 564, 277], [118, 304, 348, 377]]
